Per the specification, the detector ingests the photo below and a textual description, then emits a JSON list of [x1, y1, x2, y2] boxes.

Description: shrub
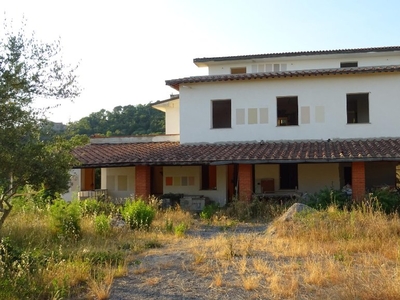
[[174, 222, 188, 237], [306, 187, 350, 210], [121, 199, 156, 230], [368, 187, 400, 214], [49, 200, 82, 240], [80, 198, 117, 217], [94, 214, 112, 236], [200, 203, 220, 220]]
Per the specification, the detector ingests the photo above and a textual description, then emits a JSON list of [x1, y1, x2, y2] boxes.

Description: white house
[[71, 46, 400, 206]]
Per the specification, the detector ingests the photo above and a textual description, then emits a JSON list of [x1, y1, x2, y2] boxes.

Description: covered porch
[[70, 138, 400, 204]]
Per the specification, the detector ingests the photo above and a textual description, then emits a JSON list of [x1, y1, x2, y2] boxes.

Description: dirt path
[[109, 224, 268, 300]]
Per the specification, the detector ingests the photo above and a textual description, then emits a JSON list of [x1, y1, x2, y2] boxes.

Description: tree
[[65, 103, 165, 137], [0, 20, 81, 229]]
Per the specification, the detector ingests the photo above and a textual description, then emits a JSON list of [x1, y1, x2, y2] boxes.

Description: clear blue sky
[[3, 0, 400, 123]]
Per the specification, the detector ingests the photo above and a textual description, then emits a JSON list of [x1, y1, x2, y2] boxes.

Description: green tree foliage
[[65, 103, 165, 137], [0, 20, 80, 229]]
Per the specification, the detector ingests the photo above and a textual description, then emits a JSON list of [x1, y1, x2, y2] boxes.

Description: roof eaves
[[166, 65, 400, 90]]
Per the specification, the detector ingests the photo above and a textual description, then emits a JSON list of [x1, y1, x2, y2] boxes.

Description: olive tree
[[0, 21, 81, 229]]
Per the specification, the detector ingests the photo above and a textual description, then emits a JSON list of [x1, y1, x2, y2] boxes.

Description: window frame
[[346, 93, 369, 124], [340, 62, 358, 68], [230, 67, 246, 74], [211, 99, 232, 129], [276, 96, 299, 126]]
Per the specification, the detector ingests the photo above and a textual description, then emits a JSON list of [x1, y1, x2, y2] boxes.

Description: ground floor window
[[280, 163, 298, 189], [201, 165, 217, 190]]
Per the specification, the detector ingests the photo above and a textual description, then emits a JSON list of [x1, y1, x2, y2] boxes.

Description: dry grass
[[87, 267, 114, 300], [179, 204, 400, 299], [212, 272, 224, 287], [3, 198, 400, 299]]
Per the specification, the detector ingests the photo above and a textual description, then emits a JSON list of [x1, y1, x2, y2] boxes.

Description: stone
[[277, 203, 316, 222]]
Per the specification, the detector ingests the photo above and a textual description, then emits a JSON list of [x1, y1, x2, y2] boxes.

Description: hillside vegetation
[[65, 103, 165, 137]]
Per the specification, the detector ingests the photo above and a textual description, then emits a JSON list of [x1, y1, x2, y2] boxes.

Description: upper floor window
[[212, 99, 231, 128], [230, 67, 246, 74], [277, 96, 298, 126], [340, 62, 358, 68], [346, 93, 369, 123]]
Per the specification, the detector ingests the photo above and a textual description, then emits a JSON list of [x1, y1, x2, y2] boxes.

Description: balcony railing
[[78, 189, 108, 201]]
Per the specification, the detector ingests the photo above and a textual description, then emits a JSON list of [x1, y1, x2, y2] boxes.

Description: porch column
[[135, 165, 151, 199], [352, 162, 365, 200], [238, 164, 253, 201]]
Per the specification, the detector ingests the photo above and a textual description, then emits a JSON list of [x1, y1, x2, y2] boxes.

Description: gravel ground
[[109, 224, 268, 300]]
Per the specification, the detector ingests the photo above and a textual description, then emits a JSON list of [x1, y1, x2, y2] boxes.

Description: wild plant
[[121, 198, 156, 230], [49, 199, 82, 240], [200, 203, 220, 220], [94, 213, 112, 236], [174, 222, 187, 237]]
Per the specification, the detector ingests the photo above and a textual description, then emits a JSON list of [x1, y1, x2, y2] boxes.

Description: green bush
[[80, 198, 117, 216], [94, 213, 112, 236], [121, 199, 156, 230], [0, 237, 43, 299], [49, 200, 82, 240], [365, 188, 400, 214], [306, 187, 350, 210], [200, 203, 220, 220], [174, 222, 187, 237]]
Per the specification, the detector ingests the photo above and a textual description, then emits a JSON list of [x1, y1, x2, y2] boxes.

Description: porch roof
[[73, 138, 400, 168]]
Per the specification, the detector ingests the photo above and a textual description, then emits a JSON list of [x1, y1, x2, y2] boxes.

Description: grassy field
[[1, 196, 400, 299]]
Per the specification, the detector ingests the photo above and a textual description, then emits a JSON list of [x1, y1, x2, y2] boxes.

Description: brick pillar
[[238, 164, 253, 201], [135, 166, 151, 199], [352, 162, 365, 200]]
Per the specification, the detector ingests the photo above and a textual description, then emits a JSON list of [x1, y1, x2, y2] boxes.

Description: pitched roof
[[166, 65, 400, 90], [73, 139, 400, 168], [193, 46, 400, 65]]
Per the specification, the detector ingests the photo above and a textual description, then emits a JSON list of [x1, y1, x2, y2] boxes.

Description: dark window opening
[[201, 165, 217, 190], [344, 166, 352, 186], [340, 62, 358, 68], [231, 67, 246, 74], [347, 93, 369, 123], [280, 164, 298, 190], [212, 99, 231, 128], [277, 96, 298, 126]]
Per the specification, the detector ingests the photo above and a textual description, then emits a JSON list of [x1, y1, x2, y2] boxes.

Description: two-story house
[[71, 46, 400, 206]]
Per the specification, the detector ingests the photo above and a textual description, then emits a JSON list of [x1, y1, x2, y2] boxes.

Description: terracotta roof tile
[[193, 46, 400, 64], [73, 139, 400, 168], [166, 65, 400, 90]]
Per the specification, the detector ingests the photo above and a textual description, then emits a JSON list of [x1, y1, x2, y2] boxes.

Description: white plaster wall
[[62, 169, 81, 202], [101, 167, 135, 200], [153, 99, 180, 135], [179, 73, 400, 144], [207, 53, 400, 75], [163, 165, 228, 206], [298, 163, 340, 194], [165, 101, 180, 134]]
